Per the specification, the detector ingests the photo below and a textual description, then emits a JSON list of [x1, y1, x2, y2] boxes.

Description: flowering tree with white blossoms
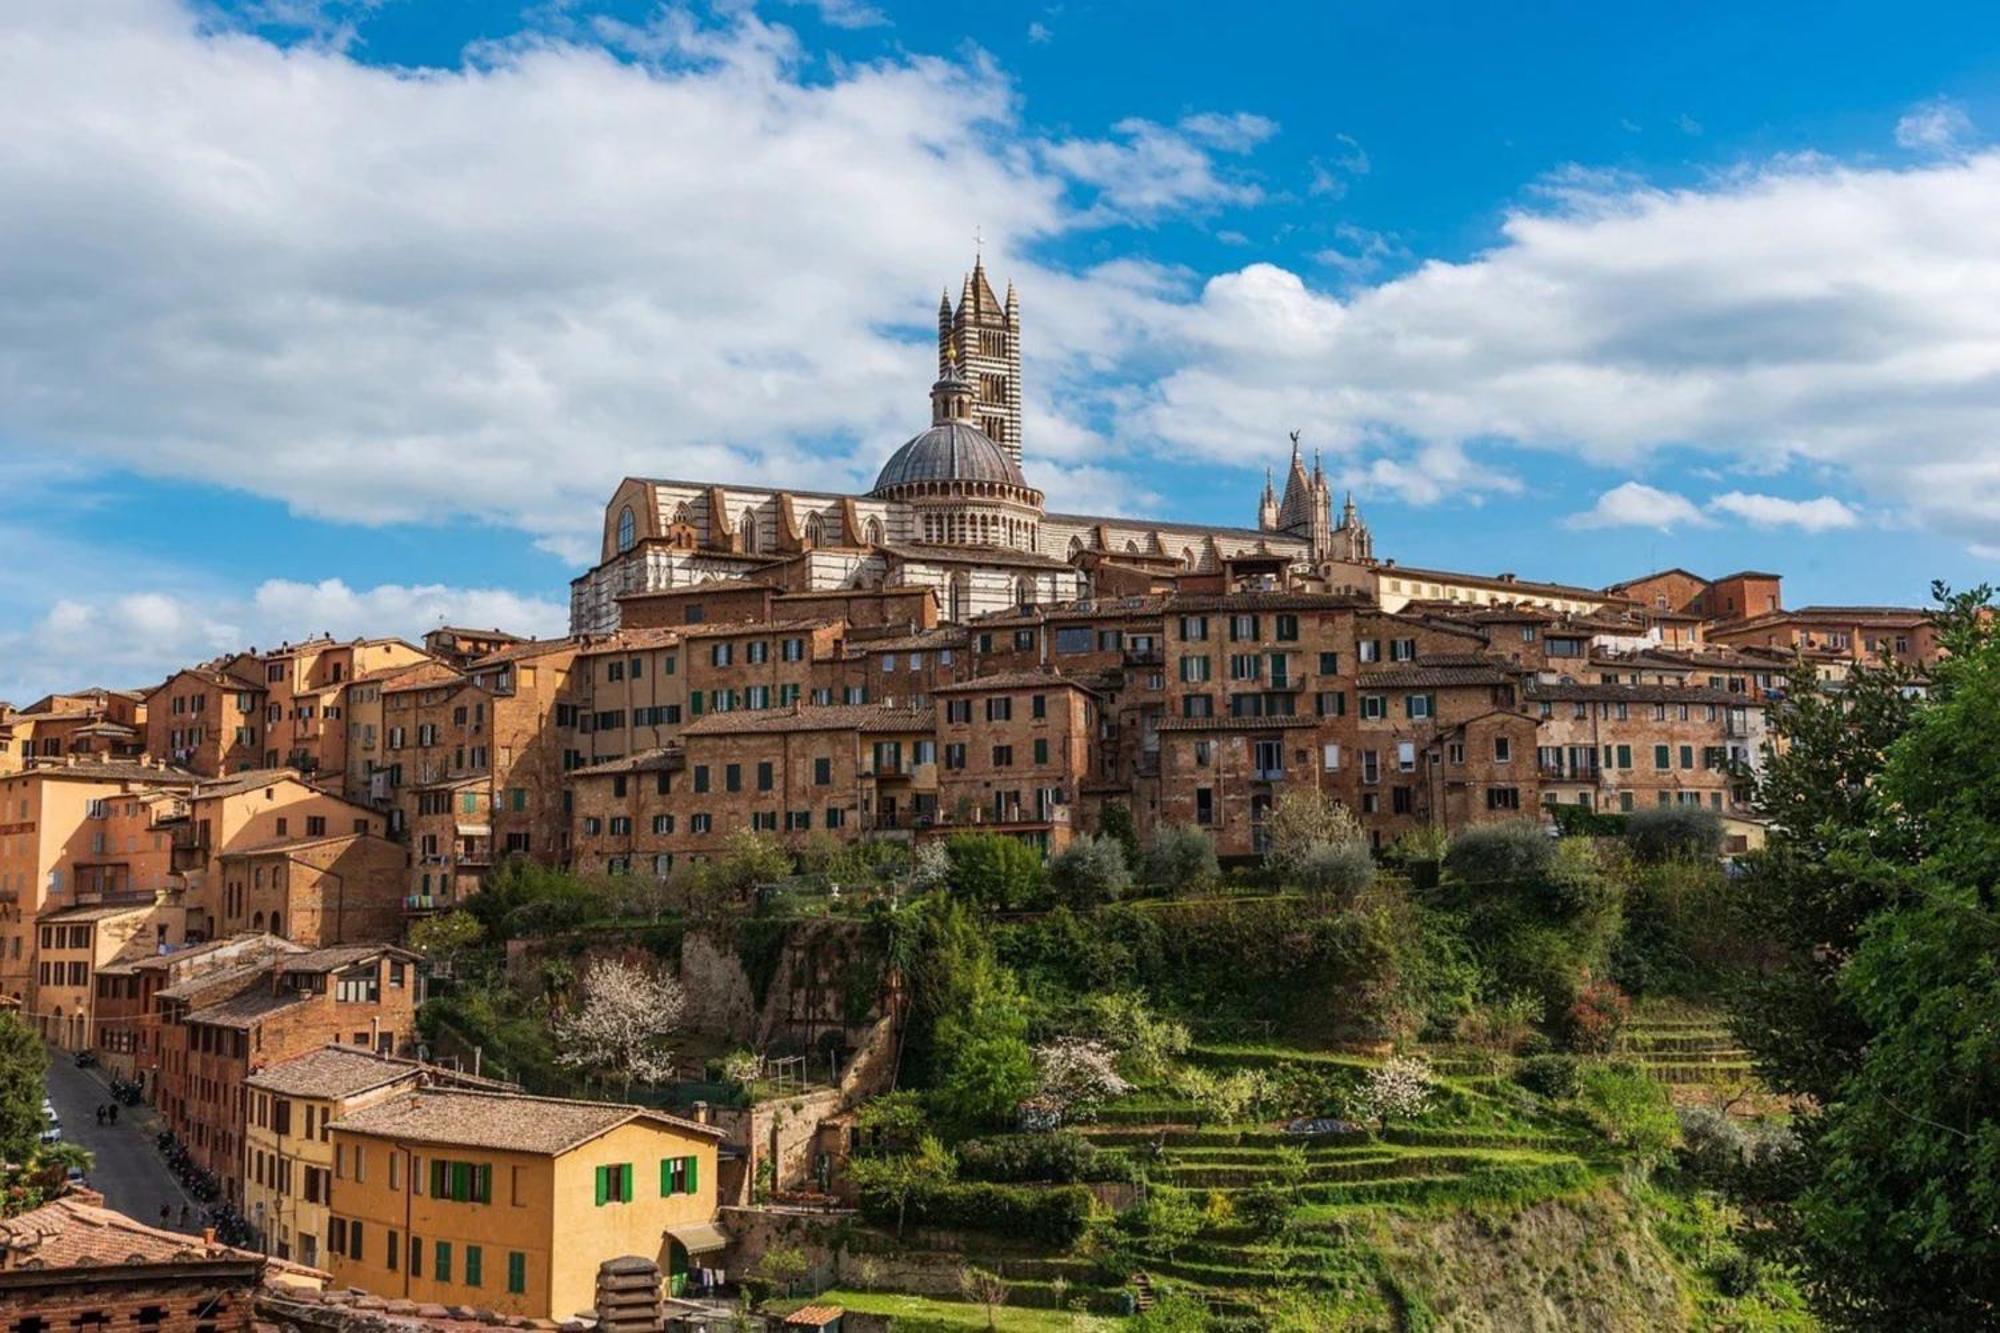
[[1349, 1055, 1435, 1131], [1021, 1037, 1132, 1129], [554, 959, 686, 1093]]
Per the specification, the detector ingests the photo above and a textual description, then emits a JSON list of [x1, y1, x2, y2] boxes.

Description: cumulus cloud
[[1707, 491, 1860, 532], [0, 2, 1265, 562], [1108, 155, 2000, 545], [1896, 96, 1974, 154], [0, 577, 566, 702], [1565, 482, 1711, 531]]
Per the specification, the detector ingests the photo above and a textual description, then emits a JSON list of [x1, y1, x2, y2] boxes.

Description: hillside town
[[0, 265, 1979, 1333]]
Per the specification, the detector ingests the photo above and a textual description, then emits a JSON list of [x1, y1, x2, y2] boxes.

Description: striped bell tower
[[939, 253, 1022, 469]]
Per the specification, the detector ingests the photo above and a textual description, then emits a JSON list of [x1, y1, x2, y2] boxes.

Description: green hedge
[[862, 1179, 1095, 1246], [957, 1132, 1138, 1184]]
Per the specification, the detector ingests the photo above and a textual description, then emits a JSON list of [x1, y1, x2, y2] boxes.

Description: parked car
[[73, 1050, 97, 1068]]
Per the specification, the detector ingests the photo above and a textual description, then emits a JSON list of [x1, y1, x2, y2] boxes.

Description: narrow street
[[43, 1051, 203, 1232]]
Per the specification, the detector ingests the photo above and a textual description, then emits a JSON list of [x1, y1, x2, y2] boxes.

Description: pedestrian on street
[[95, 1106, 104, 1126]]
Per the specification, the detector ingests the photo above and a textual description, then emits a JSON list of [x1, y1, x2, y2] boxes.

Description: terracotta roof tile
[[0, 1195, 265, 1272], [681, 704, 933, 737], [334, 1086, 723, 1154]]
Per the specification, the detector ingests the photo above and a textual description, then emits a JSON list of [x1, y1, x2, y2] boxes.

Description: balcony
[[1122, 647, 1165, 669], [1252, 766, 1285, 782]]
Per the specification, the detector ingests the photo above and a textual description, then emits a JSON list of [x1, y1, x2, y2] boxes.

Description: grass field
[[774, 1289, 1123, 1333]]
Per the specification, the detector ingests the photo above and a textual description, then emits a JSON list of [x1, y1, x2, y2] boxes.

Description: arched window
[[616, 505, 636, 553], [948, 572, 970, 623], [1068, 535, 1086, 560], [864, 517, 884, 546], [1017, 577, 1037, 606], [269, 911, 282, 939], [1124, 539, 1140, 554], [805, 513, 826, 546], [252, 912, 265, 930], [740, 508, 760, 554], [1182, 546, 1198, 570]]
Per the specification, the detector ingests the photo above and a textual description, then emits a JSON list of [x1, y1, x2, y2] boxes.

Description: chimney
[[202, 1227, 217, 1246], [595, 1255, 666, 1332], [691, 1100, 710, 1125]]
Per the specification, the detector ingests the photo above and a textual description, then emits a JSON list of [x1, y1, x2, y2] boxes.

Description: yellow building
[[244, 1044, 498, 1269], [327, 1086, 725, 1320]]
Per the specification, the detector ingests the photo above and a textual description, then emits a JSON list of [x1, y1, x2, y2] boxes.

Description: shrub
[[1098, 802, 1143, 868], [1624, 806, 1724, 864], [910, 840, 953, 891], [1576, 1062, 1679, 1163], [1046, 834, 1132, 909], [957, 1132, 1137, 1183], [947, 834, 1044, 908], [1443, 819, 1555, 886], [1238, 1180, 1295, 1237], [1292, 841, 1377, 906], [1085, 991, 1191, 1084], [1263, 790, 1368, 884], [1130, 1185, 1203, 1258], [1454, 992, 1542, 1053], [1347, 1055, 1435, 1129], [860, 1178, 1094, 1246], [1675, 1106, 1801, 1196], [1562, 978, 1632, 1053], [1514, 1053, 1582, 1101], [1143, 824, 1221, 896], [713, 830, 794, 898]]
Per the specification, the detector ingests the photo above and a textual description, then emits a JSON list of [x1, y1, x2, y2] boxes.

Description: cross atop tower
[[940, 254, 1023, 469]]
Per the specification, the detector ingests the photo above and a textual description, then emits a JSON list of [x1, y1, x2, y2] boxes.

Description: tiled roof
[[575, 626, 684, 655], [682, 704, 934, 737], [465, 637, 579, 668], [615, 576, 780, 601], [1789, 604, 1931, 622], [333, 1086, 723, 1154], [217, 831, 387, 858], [0, 1195, 266, 1272], [190, 768, 299, 799], [135, 933, 300, 977], [276, 944, 417, 974], [570, 747, 685, 778], [1046, 510, 1293, 543], [1527, 682, 1760, 706], [785, 1306, 847, 1328], [185, 988, 308, 1029], [933, 670, 1100, 694], [244, 1045, 432, 1099], [680, 617, 840, 640], [434, 625, 528, 642], [1157, 714, 1319, 732], [17, 760, 198, 786], [848, 627, 969, 652], [1603, 566, 1709, 590], [35, 900, 160, 924], [373, 661, 464, 692], [1711, 570, 1783, 582], [1357, 664, 1516, 688]]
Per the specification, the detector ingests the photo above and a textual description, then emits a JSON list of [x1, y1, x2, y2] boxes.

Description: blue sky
[[1, 0, 1996, 699]]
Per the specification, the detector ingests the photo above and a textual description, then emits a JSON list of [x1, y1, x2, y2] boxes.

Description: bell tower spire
[[945, 252, 1022, 469]]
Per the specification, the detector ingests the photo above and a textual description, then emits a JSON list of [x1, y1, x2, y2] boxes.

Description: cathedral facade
[[569, 258, 1369, 634]]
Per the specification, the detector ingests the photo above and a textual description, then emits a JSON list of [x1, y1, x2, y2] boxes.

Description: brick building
[[155, 943, 421, 1202], [934, 671, 1100, 852], [212, 832, 408, 946], [93, 933, 296, 1099], [33, 898, 185, 1051]]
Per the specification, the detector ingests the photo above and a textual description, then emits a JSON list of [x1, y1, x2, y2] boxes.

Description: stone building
[[212, 832, 409, 947]]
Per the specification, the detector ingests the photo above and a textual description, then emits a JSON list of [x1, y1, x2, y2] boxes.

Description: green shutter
[[436, 1240, 452, 1283], [594, 1165, 608, 1206], [475, 1163, 492, 1204], [452, 1161, 470, 1202], [466, 1244, 482, 1288], [661, 1157, 672, 1196], [431, 1159, 446, 1197], [621, 1163, 634, 1201], [685, 1154, 698, 1194], [508, 1251, 526, 1294]]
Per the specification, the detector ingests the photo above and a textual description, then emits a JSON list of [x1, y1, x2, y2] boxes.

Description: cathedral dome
[[872, 420, 1027, 493]]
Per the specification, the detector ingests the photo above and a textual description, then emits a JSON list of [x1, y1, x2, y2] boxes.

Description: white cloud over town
[[1566, 483, 1712, 532]]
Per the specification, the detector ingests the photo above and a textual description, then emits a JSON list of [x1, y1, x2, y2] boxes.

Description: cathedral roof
[[872, 420, 1028, 492]]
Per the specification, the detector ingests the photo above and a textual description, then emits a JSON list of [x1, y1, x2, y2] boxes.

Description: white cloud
[[0, 2, 1268, 562], [1042, 114, 1272, 220], [0, 577, 566, 702], [1026, 21, 1052, 43], [1896, 96, 1974, 154], [1565, 482, 1711, 531], [1707, 491, 1859, 532], [1105, 156, 2000, 548]]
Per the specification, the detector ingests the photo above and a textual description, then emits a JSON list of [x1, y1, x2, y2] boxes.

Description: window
[[1033, 738, 1049, 764], [436, 1240, 453, 1283], [756, 761, 774, 792], [1031, 694, 1046, 719], [1275, 614, 1299, 641], [508, 1251, 527, 1295], [1486, 787, 1521, 811], [1054, 627, 1093, 654], [1179, 615, 1209, 641], [465, 1244, 483, 1288], [1397, 741, 1416, 772], [1388, 638, 1417, 662], [1194, 787, 1214, 825], [1253, 739, 1283, 779], [725, 764, 741, 793], [1181, 694, 1212, 719], [1318, 651, 1339, 674], [594, 1163, 635, 1205], [1229, 614, 1259, 641], [1359, 694, 1386, 720], [1321, 743, 1341, 771], [1405, 693, 1433, 719], [992, 745, 1014, 767], [1315, 691, 1345, 717], [1493, 737, 1512, 763], [1654, 744, 1671, 770], [1179, 655, 1210, 683], [945, 699, 972, 724], [429, 1158, 493, 1203], [691, 813, 712, 834], [660, 1154, 700, 1195], [1357, 639, 1380, 663], [986, 697, 1013, 722], [1679, 744, 1694, 770], [1228, 653, 1262, 681]]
